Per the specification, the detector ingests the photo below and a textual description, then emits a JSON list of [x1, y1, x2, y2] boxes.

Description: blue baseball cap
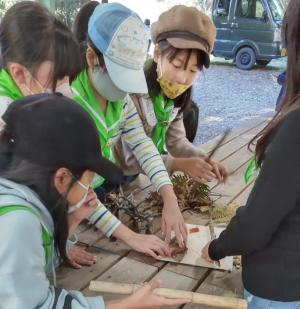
[[88, 3, 148, 94]]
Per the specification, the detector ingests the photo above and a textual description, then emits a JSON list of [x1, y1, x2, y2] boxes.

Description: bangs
[[158, 40, 205, 70]]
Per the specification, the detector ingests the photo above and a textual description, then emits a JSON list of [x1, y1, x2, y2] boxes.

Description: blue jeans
[[244, 290, 300, 309]]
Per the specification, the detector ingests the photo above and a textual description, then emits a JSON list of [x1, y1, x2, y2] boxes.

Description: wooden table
[[56, 116, 271, 308]]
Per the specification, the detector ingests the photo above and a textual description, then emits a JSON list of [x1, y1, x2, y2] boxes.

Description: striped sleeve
[[121, 96, 172, 191], [87, 201, 121, 237]]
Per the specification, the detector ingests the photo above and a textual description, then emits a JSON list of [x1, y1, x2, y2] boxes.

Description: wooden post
[[89, 281, 247, 309]]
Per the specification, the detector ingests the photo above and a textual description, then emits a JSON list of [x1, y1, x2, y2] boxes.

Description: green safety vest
[[0, 205, 52, 265]]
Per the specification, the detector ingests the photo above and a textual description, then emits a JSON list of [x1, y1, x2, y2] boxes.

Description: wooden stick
[[89, 281, 247, 309]]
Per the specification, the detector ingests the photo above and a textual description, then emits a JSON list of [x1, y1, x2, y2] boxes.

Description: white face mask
[[68, 181, 89, 214], [91, 60, 127, 102], [23, 70, 52, 95], [56, 82, 73, 97]]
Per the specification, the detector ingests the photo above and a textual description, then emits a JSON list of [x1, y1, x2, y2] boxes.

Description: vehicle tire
[[235, 47, 256, 70], [256, 60, 271, 66]]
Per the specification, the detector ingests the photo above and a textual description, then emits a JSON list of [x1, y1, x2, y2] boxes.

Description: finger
[[220, 166, 229, 182], [174, 225, 184, 248], [74, 256, 95, 266], [69, 259, 82, 269], [194, 176, 209, 184], [213, 164, 223, 182], [201, 160, 214, 170], [154, 247, 165, 257], [145, 249, 160, 259], [152, 237, 171, 256], [164, 224, 172, 244], [180, 223, 188, 243], [77, 251, 97, 262], [161, 219, 166, 238], [148, 280, 162, 290], [204, 170, 217, 180]]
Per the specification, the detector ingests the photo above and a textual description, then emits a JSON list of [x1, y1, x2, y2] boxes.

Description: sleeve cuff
[[86, 296, 106, 309], [208, 239, 226, 261]]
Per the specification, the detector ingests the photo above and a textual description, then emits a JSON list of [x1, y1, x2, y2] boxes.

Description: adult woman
[[202, 1, 300, 307]]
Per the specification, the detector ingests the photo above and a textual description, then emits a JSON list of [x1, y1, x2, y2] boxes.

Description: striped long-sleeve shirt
[[88, 96, 172, 234], [71, 70, 172, 235]]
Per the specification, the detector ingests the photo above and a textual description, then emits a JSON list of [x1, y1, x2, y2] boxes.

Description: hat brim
[[90, 155, 124, 185], [166, 37, 211, 68], [104, 55, 148, 94]]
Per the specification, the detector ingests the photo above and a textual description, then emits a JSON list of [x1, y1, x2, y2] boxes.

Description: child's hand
[[68, 245, 97, 269], [208, 159, 228, 184], [201, 241, 221, 267], [107, 280, 191, 309]]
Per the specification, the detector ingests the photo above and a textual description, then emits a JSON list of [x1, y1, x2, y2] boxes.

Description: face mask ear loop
[[77, 180, 89, 191], [157, 57, 164, 80]]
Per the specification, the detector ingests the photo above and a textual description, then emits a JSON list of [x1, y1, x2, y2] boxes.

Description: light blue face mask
[[91, 61, 127, 102]]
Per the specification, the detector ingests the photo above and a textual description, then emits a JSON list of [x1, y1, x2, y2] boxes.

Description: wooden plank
[[127, 250, 166, 268], [82, 257, 158, 299], [211, 122, 266, 162], [92, 237, 131, 256], [200, 117, 270, 154], [56, 247, 122, 291], [231, 181, 254, 207], [164, 263, 209, 282], [151, 269, 198, 309], [212, 160, 252, 205], [77, 224, 103, 246], [184, 269, 243, 309]]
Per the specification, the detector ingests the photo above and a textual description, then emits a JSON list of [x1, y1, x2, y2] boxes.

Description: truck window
[[236, 0, 265, 19], [267, 0, 284, 22], [214, 0, 231, 16]]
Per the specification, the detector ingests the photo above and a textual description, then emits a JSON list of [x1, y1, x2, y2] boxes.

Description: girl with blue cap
[[72, 2, 187, 250]]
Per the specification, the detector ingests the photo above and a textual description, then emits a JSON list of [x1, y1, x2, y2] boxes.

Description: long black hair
[[0, 1, 81, 87], [0, 129, 85, 265], [145, 40, 206, 112], [250, 0, 300, 166], [73, 1, 101, 70]]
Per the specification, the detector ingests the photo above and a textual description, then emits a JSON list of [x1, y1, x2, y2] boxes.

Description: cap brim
[[90, 155, 124, 185], [166, 37, 211, 68], [104, 55, 148, 94]]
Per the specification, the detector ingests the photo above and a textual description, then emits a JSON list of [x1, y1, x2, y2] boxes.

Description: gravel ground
[[192, 59, 286, 146]]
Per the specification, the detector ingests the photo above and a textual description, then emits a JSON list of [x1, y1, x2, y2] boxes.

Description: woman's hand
[[106, 281, 191, 309], [113, 224, 171, 259]]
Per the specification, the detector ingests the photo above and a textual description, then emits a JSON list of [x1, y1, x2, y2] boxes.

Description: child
[[0, 1, 170, 266], [202, 1, 300, 307], [0, 93, 189, 308], [113, 5, 228, 184], [72, 2, 187, 247]]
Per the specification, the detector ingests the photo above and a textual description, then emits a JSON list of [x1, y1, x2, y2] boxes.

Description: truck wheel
[[256, 60, 271, 66], [235, 47, 256, 70]]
